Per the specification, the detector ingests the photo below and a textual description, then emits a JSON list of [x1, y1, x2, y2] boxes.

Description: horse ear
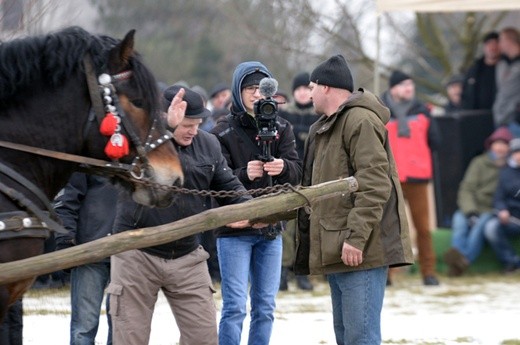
[[109, 29, 136, 71]]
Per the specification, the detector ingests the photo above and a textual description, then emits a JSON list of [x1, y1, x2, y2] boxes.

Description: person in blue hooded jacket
[[211, 61, 302, 345]]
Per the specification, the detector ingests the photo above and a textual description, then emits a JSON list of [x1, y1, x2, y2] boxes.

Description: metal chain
[[118, 173, 304, 199]]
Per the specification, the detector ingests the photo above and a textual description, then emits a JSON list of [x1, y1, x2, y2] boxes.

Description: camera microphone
[[259, 77, 278, 98]]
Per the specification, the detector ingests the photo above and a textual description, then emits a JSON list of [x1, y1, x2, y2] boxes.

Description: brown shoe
[[443, 247, 470, 277]]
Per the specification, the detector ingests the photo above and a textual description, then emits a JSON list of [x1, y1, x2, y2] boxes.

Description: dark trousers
[[0, 299, 23, 345]]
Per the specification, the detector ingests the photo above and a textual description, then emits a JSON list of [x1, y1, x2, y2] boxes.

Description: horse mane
[[0, 26, 159, 116]]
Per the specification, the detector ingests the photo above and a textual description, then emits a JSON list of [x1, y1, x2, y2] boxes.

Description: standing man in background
[[381, 70, 441, 286], [461, 31, 500, 111]]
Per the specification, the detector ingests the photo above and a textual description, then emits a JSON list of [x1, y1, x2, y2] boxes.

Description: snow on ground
[[22, 272, 520, 345]]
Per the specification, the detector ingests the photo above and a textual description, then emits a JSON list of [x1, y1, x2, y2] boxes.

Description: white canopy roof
[[377, 0, 520, 13]]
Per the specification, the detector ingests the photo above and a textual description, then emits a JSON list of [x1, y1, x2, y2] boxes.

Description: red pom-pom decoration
[[104, 133, 130, 159], [100, 113, 118, 136]]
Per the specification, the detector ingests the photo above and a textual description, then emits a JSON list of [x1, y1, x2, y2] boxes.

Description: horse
[[0, 26, 184, 322]]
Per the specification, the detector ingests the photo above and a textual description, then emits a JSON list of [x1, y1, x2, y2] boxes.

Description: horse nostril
[[173, 175, 184, 187]]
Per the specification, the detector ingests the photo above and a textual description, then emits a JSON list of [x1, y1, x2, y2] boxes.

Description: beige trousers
[[108, 246, 217, 345]]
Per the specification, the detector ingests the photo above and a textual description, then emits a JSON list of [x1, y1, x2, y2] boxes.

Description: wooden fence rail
[[0, 177, 357, 284]]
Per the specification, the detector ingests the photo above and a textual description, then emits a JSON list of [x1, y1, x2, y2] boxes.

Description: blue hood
[[231, 61, 272, 113]]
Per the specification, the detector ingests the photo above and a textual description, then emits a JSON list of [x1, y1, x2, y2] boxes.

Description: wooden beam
[[0, 177, 357, 284]]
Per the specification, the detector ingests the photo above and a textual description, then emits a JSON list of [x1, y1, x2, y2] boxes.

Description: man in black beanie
[[294, 54, 413, 345], [381, 70, 442, 287]]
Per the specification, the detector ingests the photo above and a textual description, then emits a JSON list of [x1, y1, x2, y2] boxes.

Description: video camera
[[254, 77, 280, 162]]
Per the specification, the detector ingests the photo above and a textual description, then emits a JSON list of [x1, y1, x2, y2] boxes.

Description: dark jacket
[[113, 130, 251, 259], [278, 102, 319, 160], [461, 56, 497, 111], [294, 89, 414, 275], [210, 61, 302, 237], [494, 161, 520, 219], [54, 173, 117, 262]]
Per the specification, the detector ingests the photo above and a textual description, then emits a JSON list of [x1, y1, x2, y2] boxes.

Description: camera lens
[[261, 102, 276, 116]]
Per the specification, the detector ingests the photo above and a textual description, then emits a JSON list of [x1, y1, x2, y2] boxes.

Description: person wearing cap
[[492, 27, 520, 130], [293, 54, 413, 345], [277, 71, 319, 292], [444, 126, 513, 276], [484, 137, 520, 273], [210, 61, 302, 345], [443, 74, 464, 114], [461, 31, 500, 111], [107, 86, 254, 345], [208, 82, 231, 111], [381, 69, 442, 286]]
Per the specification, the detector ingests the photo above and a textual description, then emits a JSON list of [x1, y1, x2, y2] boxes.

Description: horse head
[[84, 29, 184, 208]]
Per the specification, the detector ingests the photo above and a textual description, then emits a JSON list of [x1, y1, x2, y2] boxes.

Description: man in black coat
[[461, 31, 500, 111], [108, 86, 253, 345]]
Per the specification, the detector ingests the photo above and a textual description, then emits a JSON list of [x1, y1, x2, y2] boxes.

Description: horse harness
[[0, 54, 173, 240]]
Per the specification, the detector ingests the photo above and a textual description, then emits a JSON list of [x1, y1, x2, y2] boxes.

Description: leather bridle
[[0, 54, 173, 238]]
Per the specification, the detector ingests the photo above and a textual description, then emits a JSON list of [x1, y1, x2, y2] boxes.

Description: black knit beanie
[[310, 55, 354, 91], [241, 71, 268, 89], [292, 72, 310, 92], [389, 70, 411, 88]]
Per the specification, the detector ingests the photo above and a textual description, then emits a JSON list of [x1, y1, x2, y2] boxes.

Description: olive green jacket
[[294, 89, 414, 275], [457, 152, 502, 215]]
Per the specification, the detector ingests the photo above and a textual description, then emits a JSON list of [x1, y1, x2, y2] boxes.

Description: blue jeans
[[328, 266, 388, 345], [70, 262, 111, 345], [484, 217, 520, 268], [217, 235, 282, 345], [451, 211, 493, 263]]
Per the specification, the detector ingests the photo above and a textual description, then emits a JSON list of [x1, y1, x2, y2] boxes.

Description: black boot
[[279, 267, 289, 291], [296, 275, 313, 291]]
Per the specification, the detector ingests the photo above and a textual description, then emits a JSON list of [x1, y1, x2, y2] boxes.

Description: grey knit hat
[[310, 54, 354, 91]]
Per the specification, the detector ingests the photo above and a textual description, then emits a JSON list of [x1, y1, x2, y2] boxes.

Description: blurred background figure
[[273, 89, 289, 111], [443, 74, 464, 114], [381, 70, 441, 286], [492, 27, 520, 132], [278, 71, 318, 291], [444, 127, 513, 276], [461, 31, 500, 111], [208, 82, 231, 111], [484, 138, 520, 273]]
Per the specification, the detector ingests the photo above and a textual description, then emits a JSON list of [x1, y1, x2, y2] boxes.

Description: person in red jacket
[[381, 70, 442, 286]]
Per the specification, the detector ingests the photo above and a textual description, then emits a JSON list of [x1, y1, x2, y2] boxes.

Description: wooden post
[[0, 177, 357, 284]]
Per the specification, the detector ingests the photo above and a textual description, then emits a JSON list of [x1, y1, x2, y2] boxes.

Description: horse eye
[[130, 99, 144, 108]]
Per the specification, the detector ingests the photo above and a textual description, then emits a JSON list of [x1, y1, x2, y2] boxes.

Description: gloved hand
[[466, 212, 480, 228]]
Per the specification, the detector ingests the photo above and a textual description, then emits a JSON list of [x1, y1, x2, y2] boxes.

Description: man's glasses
[[243, 85, 260, 94]]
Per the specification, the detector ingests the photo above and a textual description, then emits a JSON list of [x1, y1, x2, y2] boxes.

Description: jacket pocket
[[319, 216, 351, 266], [106, 283, 123, 317]]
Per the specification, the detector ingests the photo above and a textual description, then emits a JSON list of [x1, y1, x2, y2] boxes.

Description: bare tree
[[219, 0, 516, 99], [86, 0, 516, 100], [1, 0, 98, 40]]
